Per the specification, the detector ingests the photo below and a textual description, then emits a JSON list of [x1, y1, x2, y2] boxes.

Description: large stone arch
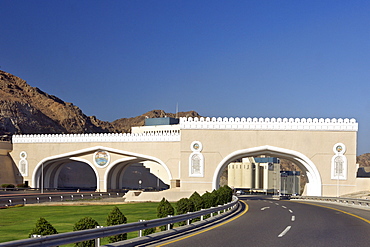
[[104, 151, 173, 191], [212, 145, 322, 196], [33, 157, 99, 190]]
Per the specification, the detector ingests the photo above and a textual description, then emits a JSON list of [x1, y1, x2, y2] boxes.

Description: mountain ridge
[[0, 70, 199, 135]]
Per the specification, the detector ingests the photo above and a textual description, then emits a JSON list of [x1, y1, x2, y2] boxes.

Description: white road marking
[[261, 207, 270, 211], [282, 205, 287, 209], [275, 203, 279, 205], [278, 226, 292, 238], [289, 209, 293, 213], [291, 215, 295, 221]]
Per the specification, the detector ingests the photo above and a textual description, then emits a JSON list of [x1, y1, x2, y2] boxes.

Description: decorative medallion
[[333, 143, 346, 154], [94, 150, 110, 167], [190, 141, 203, 152], [20, 151, 27, 159]]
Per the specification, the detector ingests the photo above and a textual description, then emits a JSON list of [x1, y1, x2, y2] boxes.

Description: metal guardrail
[[291, 196, 370, 207], [0, 196, 239, 247]]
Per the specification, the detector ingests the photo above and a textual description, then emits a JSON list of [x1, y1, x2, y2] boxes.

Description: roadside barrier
[[291, 195, 370, 207]]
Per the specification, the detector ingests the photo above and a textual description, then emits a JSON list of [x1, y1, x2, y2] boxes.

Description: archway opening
[[35, 159, 97, 191], [57, 161, 96, 190], [221, 156, 307, 195], [213, 145, 322, 196], [106, 160, 170, 192]]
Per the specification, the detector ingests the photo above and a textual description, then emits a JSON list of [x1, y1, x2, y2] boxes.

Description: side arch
[[32, 157, 99, 191], [212, 145, 322, 196]]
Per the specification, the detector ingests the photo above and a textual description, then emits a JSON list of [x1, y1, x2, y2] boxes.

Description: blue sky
[[1, 0, 369, 154]]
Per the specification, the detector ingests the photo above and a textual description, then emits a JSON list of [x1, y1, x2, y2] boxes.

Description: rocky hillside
[[357, 153, 370, 167], [0, 70, 199, 136]]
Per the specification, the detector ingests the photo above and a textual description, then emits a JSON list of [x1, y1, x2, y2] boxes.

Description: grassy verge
[[0, 202, 163, 245]]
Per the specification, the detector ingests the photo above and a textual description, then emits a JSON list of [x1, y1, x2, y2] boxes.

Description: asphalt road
[[155, 195, 370, 247]]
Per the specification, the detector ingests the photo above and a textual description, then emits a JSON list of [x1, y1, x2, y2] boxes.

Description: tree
[[29, 217, 58, 237], [189, 191, 204, 222], [106, 206, 127, 243], [73, 217, 99, 247], [157, 197, 174, 231], [201, 191, 216, 209], [143, 227, 156, 236], [176, 198, 194, 226], [189, 191, 204, 211]]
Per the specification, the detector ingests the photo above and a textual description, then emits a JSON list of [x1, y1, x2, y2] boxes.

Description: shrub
[[176, 198, 194, 226], [143, 227, 156, 236], [217, 185, 233, 205], [211, 189, 221, 206], [157, 197, 174, 231], [106, 206, 127, 243], [73, 217, 99, 247], [201, 191, 216, 209], [16, 183, 29, 188], [1, 184, 15, 188], [189, 191, 204, 222], [189, 191, 204, 211], [29, 217, 58, 237]]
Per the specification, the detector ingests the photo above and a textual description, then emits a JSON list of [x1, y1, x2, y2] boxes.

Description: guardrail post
[[187, 212, 191, 225], [60, 196, 63, 201], [31, 234, 42, 238], [49, 197, 52, 202], [95, 226, 103, 247], [139, 220, 144, 237], [200, 209, 204, 221], [8, 200, 12, 206], [23, 198, 26, 205], [37, 197, 39, 203], [167, 215, 172, 230]]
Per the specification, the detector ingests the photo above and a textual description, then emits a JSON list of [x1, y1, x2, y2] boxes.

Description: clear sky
[[1, 0, 369, 154]]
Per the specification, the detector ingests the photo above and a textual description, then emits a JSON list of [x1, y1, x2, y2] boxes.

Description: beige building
[[228, 157, 280, 193], [1, 116, 369, 201]]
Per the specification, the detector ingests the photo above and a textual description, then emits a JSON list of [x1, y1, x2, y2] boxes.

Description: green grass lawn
[[0, 202, 162, 244]]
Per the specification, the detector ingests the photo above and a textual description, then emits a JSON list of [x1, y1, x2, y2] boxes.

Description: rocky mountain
[[0, 70, 199, 136], [357, 153, 370, 167]]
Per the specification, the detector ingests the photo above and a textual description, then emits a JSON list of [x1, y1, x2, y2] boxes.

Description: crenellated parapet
[[12, 132, 181, 143], [180, 117, 358, 131]]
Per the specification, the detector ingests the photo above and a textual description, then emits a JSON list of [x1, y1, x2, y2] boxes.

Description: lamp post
[[41, 163, 44, 194]]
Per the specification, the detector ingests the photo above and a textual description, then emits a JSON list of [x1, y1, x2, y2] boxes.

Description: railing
[[0, 196, 239, 247], [291, 196, 370, 207]]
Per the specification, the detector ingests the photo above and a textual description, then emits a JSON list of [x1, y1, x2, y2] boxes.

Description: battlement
[[180, 117, 358, 131]]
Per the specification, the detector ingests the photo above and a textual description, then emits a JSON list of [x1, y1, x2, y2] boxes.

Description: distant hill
[[357, 153, 370, 167], [0, 70, 199, 135]]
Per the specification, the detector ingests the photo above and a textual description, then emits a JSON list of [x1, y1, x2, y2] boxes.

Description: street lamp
[[41, 163, 44, 194]]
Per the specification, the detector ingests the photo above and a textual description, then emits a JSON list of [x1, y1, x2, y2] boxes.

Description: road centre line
[[291, 215, 295, 221], [289, 209, 293, 213], [156, 201, 249, 246], [278, 226, 291, 238], [282, 205, 287, 209], [261, 207, 270, 211]]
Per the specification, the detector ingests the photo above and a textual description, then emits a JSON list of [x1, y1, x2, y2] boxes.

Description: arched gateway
[[10, 116, 364, 199]]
